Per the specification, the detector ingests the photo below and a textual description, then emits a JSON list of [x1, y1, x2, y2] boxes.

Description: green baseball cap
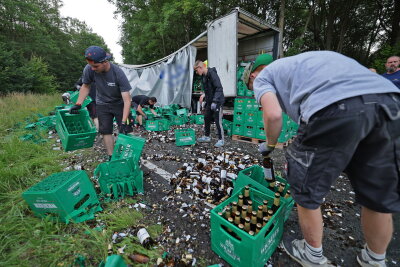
[[251, 54, 274, 72]]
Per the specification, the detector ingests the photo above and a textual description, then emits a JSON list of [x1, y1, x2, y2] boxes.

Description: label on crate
[[263, 168, 273, 180], [33, 203, 58, 209], [68, 181, 80, 192], [260, 225, 280, 255], [179, 137, 193, 142], [220, 239, 241, 262]]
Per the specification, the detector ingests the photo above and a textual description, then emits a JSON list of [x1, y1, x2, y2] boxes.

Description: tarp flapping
[[119, 45, 197, 108]]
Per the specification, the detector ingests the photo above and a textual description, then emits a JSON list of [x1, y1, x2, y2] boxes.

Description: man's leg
[[298, 205, 323, 248], [137, 114, 143, 125], [361, 206, 393, 254], [198, 106, 212, 142], [103, 134, 114, 156]]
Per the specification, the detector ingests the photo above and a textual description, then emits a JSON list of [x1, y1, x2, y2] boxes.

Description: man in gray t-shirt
[[245, 51, 400, 267], [70, 46, 132, 159]]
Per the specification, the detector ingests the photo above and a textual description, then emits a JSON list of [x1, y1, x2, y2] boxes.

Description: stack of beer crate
[[231, 98, 298, 143]]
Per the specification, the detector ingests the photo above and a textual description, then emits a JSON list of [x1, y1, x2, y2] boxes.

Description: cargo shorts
[[96, 103, 123, 134], [285, 93, 400, 213]]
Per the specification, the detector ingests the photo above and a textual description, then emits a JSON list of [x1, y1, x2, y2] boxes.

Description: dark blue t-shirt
[[382, 70, 400, 89], [82, 63, 132, 105]]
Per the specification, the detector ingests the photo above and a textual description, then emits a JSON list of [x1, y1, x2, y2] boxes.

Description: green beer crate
[[245, 111, 257, 125], [176, 108, 188, 117], [94, 157, 144, 200], [69, 91, 92, 108], [145, 118, 170, 131], [244, 98, 257, 111], [55, 109, 97, 152], [233, 165, 294, 222], [256, 126, 266, 140], [243, 125, 256, 138], [256, 110, 264, 126], [222, 119, 232, 131], [234, 98, 246, 112], [175, 128, 196, 146], [211, 187, 285, 267], [190, 114, 204, 125], [112, 134, 146, 162], [22, 171, 102, 224], [169, 115, 188, 126], [245, 88, 254, 97], [237, 81, 247, 96], [278, 130, 290, 143], [232, 123, 244, 136], [233, 111, 244, 124]]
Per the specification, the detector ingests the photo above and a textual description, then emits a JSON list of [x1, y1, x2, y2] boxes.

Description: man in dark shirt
[[193, 60, 225, 148], [382, 56, 400, 89], [70, 46, 132, 160], [131, 95, 158, 128]]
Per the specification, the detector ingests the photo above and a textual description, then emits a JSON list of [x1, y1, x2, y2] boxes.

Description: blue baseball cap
[[85, 46, 112, 63]]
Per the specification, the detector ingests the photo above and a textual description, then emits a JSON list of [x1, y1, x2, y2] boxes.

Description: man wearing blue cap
[[70, 46, 132, 160], [245, 52, 400, 267]]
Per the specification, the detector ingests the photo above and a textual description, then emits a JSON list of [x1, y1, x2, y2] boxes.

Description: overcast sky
[[59, 0, 123, 63]]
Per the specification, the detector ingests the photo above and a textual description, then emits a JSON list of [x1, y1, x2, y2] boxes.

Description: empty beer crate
[[243, 125, 256, 138], [234, 98, 246, 112], [233, 111, 244, 124], [111, 134, 146, 162], [176, 108, 188, 117], [55, 109, 97, 152], [22, 171, 102, 224], [175, 128, 196, 146], [94, 157, 144, 200], [145, 118, 170, 131], [232, 123, 244, 136], [211, 187, 285, 267], [69, 91, 93, 108], [233, 165, 294, 222]]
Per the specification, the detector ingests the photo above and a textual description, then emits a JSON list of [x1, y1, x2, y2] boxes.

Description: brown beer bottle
[[248, 230, 255, 236], [234, 211, 241, 225], [262, 157, 276, 190], [256, 223, 262, 234], [278, 183, 286, 197], [262, 200, 269, 216], [250, 211, 257, 231], [263, 216, 269, 227], [238, 195, 244, 212], [238, 224, 245, 232], [231, 201, 238, 214], [244, 217, 251, 232], [257, 205, 264, 224], [247, 200, 253, 215], [284, 189, 291, 199], [243, 186, 251, 205], [267, 209, 274, 220], [241, 205, 248, 223], [272, 192, 281, 212], [225, 209, 231, 220]]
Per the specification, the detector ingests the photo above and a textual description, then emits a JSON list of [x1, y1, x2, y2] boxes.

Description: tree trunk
[[278, 0, 285, 58]]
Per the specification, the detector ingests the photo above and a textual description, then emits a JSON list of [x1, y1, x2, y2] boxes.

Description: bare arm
[[121, 92, 132, 123], [150, 109, 157, 116], [76, 84, 90, 105], [137, 105, 146, 116], [260, 92, 282, 146]]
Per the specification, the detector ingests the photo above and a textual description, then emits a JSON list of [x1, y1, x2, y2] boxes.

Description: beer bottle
[[243, 186, 251, 205], [238, 195, 244, 212], [225, 209, 231, 220], [284, 189, 291, 199], [241, 205, 248, 223], [262, 200, 269, 216], [137, 228, 154, 249], [231, 201, 238, 214], [244, 217, 251, 232], [238, 224, 245, 231], [267, 209, 274, 220], [257, 205, 264, 224], [248, 230, 255, 236], [256, 223, 262, 234], [262, 216, 269, 227], [262, 157, 276, 190], [278, 183, 286, 196], [218, 212, 223, 217], [247, 200, 253, 215], [272, 192, 281, 212], [226, 217, 236, 237], [234, 211, 241, 225], [250, 211, 257, 231]]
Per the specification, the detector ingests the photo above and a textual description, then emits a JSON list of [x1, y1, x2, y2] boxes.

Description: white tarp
[[119, 45, 197, 108]]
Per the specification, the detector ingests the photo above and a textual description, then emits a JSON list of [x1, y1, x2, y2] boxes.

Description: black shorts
[[86, 101, 97, 119], [285, 93, 400, 213], [96, 103, 123, 134]]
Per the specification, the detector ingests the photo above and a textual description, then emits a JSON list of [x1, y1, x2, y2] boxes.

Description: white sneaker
[[197, 136, 211, 143], [357, 245, 387, 267], [214, 139, 224, 147], [281, 238, 334, 267]]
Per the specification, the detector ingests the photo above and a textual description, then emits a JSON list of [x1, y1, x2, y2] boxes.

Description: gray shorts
[[285, 93, 400, 213]]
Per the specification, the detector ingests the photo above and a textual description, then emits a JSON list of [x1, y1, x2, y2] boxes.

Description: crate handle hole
[[74, 194, 90, 210]]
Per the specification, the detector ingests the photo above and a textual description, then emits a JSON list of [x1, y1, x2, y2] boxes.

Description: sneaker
[[197, 136, 211, 143], [281, 238, 333, 267], [214, 139, 224, 147], [357, 245, 387, 267]]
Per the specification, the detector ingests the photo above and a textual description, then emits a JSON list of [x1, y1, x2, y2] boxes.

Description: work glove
[[259, 142, 275, 157], [211, 102, 217, 111], [119, 123, 133, 135], [69, 104, 81, 114]]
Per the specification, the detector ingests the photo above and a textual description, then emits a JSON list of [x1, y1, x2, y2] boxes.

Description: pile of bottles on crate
[[210, 157, 295, 267], [223, 97, 299, 143]]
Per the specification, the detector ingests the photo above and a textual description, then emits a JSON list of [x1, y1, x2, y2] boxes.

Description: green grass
[[0, 93, 162, 266]]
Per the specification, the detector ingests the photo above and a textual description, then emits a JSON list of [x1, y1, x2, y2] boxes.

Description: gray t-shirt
[[82, 63, 132, 105], [254, 51, 399, 123]]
